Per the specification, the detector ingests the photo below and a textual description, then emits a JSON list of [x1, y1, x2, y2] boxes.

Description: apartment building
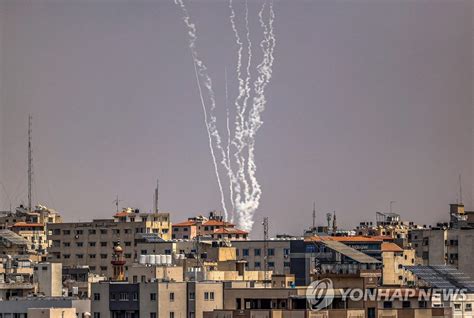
[[172, 211, 248, 240], [380, 242, 417, 286], [0, 205, 62, 229], [47, 208, 171, 277], [0, 298, 90, 318], [409, 226, 474, 278], [231, 239, 292, 275], [10, 222, 48, 254], [91, 280, 223, 318]]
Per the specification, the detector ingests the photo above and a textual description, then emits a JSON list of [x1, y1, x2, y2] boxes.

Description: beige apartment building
[[47, 209, 171, 277], [231, 239, 292, 274], [381, 242, 417, 286], [91, 280, 223, 318], [409, 227, 474, 278]]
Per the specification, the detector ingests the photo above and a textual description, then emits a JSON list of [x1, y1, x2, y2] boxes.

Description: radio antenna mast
[[27, 115, 33, 212], [153, 179, 159, 213]]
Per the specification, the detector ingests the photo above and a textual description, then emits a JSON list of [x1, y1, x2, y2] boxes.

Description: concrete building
[[231, 239, 292, 275], [47, 208, 172, 277], [10, 222, 48, 254], [91, 280, 223, 318], [409, 226, 474, 278], [33, 262, 62, 297], [0, 229, 30, 256], [172, 211, 248, 240], [27, 308, 77, 318], [0, 297, 90, 318], [62, 266, 106, 298], [381, 242, 417, 286]]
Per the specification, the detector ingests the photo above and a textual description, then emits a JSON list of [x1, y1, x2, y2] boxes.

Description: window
[[63, 230, 71, 235], [466, 304, 472, 312], [283, 248, 290, 256], [125, 254, 132, 259], [93, 313, 100, 318], [383, 301, 392, 309], [454, 303, 461, 311], [189, 292, 195, 300], [169, 312, 175, 318], [170, 292, 175, 301], [243, 249, 249, 256], [64, 254, 70, 259], [89, 242, 96, 247], [125, 241, 132, 246], [100, 266, 107, 271], [150, 293, 157, 301], [254, 262, 261, 268], [402, 301, 411, 308], [150, 314, 156, 318], [210, 292, 215, 300], [100, 242, 107, 247], [284, 262, 291, 267], [132, 292, 138, 301], [124, 229, 131, 234], [268, 262, 275, 268], [113, 229, 120, 235], [100, 254, 107, 259], [254, 248, 261, 256], [76, 230, 83, 235], [100, 229, 107, 234], [268, 248, 275, 256], [418, 301, 427, 308], [76, 242, 83, 247], [63, 242, 71, 247], [89, 254, 96, 259], [119, 292, 129, 301], [89, 229, 96, 235], [93, 293, 100, 301], [204, 292, 209, 300]]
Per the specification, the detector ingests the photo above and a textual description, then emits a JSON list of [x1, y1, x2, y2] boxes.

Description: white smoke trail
[[239, 0, 276, 231], [175, 0, 229, 220], [225, 68, 235, 222], [229, 0, 251, 213], [175, 0, 276, 231]]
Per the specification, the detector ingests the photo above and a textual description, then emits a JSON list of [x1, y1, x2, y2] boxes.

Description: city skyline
[[0, 0, 472, 236]]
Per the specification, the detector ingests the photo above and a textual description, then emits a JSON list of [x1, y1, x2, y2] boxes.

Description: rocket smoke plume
[[175, 0, 276, 232]]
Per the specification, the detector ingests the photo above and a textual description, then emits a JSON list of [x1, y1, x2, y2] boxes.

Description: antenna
[[262, 217, 269, 287], [113, 195, 122, 213], [459, 174, 463, 205], [27, 115, 33, 213], [153, 179, 159, 213], [389, 201, 396, 214], [326, 213, 332, 229], [332, 210, 337, 234], [312, 202, 316, 230]]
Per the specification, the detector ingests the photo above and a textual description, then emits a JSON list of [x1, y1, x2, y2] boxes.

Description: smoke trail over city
[[175, 0, 276, 231]]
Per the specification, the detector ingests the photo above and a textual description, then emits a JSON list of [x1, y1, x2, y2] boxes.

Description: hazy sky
[[0, 0, 472, 237]]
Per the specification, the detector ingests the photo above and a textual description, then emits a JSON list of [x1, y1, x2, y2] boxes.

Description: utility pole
[[27, 115, 33, 213], [262, 217, 269, 287], [312, 202, 316, 230]]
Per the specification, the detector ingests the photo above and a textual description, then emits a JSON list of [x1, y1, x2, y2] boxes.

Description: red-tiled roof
[[172, 221, 197, 227], [203, 219, 234, 227], [11, 222, 44, 228], [213, 227, 248, 235], [114, 211, 130, 218], [306, 236, 383, 243], [371, 235, 394, 241], [381, 242, 404, 253]]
